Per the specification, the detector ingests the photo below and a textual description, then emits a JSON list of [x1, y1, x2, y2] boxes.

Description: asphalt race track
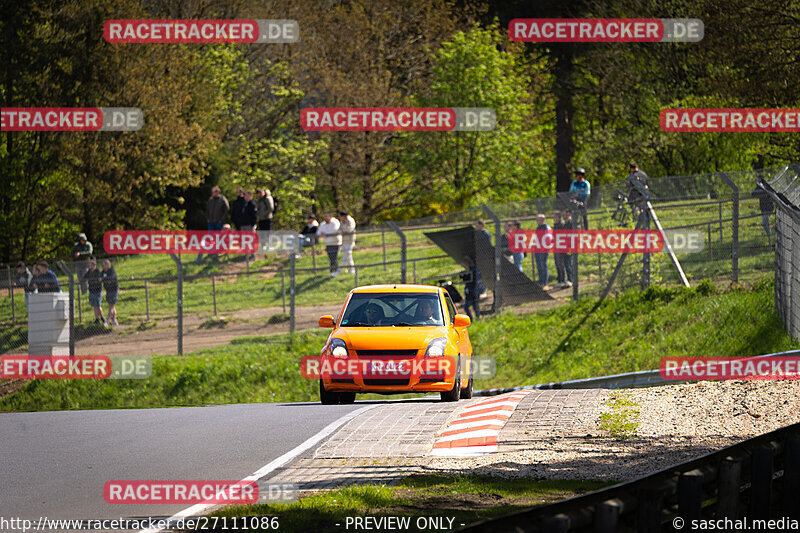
[[0, 402, 366, 529]]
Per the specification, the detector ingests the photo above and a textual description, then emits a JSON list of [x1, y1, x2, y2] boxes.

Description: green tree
[[401, 23, 553, 212]]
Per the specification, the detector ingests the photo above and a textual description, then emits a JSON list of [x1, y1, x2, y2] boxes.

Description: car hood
[[334, 327, 447, 350]]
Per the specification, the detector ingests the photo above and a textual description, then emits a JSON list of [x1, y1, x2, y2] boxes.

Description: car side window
[[444, 293, 456, 324]]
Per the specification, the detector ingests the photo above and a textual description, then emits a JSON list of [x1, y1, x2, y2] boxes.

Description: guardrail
[[458, 421, 800, 532], [474, 348, 800, 396]]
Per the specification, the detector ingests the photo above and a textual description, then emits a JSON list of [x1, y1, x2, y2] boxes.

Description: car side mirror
[[318, 315, 335, 328], [453, 314, 471, 327]]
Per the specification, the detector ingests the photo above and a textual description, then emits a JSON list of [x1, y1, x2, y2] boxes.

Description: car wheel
[[339, 392, 356, 404], [319, 380, 339, 405], [440, 358, 461, 402], [460, 371, 473, 399]]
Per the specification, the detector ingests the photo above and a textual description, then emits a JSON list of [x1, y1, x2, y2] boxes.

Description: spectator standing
[[299, 215, 319, 253], [511, 220, 524, 272], [462, 255, 483, 321], [534, 214, 550, 290], [241, 191, 258, 260], [101, 259, 119, 326], [500, 222, 513, 263], [34, 261, 61, 293], [196, 186, 229, 265], [14, 262, 34, 309], [337, 210, 357, 275], [230, 187, 245, 230], [72, 232, 93, 293], [475, 219, 492, 245], [752, 175, 775, 245], [256, 188, 275, 231], [569, 168, 591, 229], [317, 214, 342, 276], [552, 211, 572, 289], [84, 259, 105, 325]]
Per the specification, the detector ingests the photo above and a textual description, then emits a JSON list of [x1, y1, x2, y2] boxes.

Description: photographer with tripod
[[626, 162, 649, 221]]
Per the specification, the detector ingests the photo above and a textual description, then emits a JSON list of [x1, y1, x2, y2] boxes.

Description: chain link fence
[[0, 166, 786, 357], [763, 165, 800, 339]]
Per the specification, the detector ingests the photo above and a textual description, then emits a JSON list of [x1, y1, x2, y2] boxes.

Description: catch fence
[[0, 166, 784, 356]]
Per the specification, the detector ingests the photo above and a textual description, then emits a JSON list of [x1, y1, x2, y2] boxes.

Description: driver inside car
[[415, 300, 439, 324], [364, 303, 385, 325]]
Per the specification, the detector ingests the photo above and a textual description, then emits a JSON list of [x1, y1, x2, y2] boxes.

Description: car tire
[[460, 368, 473, 400], [339, 392, 356, 404], [440, 358, 461, 402], [319, 380, 339, 405]]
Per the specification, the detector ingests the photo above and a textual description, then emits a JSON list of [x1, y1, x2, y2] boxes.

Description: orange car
[[318, 284, 473, 404]]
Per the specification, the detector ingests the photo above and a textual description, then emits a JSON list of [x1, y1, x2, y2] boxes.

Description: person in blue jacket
[[569, 168, 591, 229]]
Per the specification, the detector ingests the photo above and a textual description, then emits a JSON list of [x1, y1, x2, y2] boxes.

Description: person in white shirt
[[317, 213, 342, 275], [336, 210, 357, 275]]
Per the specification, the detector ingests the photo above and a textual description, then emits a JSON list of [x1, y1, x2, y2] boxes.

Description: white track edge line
[[139, 404, 377, 533]]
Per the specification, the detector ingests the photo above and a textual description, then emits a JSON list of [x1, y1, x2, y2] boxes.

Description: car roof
[[350, 284, 442, 294]]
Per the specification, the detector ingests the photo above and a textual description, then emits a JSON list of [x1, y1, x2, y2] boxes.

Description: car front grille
[[356, 349, 418, 358], [363, 378, 411, 386]]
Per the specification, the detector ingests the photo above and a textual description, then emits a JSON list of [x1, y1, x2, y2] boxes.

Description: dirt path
[[7, 281, 572, 357], [72, 304, 344, 356]]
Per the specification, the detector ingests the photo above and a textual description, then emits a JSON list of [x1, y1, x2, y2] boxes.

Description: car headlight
[[425, 338, 447, 358], [331, 338, 348, 359]]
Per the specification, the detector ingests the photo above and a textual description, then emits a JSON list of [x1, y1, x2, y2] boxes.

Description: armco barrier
[[458, 422, 800, 532], [473, 348, 800, 397]]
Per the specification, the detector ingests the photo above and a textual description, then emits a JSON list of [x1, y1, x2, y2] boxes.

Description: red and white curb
[[430, 390, 531, 456]]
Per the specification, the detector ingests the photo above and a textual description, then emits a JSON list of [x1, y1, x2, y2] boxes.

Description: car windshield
[[339, 292, 445, 327]]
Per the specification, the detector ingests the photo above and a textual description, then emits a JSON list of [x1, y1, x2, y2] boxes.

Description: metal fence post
[[281, 270, 286, 313], [481, 205, 503, 312], [381, 226, 387, 271], [311, 240, 316, 270], [170, 254, 183, 355], [641, 189, 651, 290], [289, 252, 296, 336], [354, 265, 359, 287], [144, 280, 150, 322], [571, 205, 579, 301], [77, 289, 82, 324], [211, 274, 217, 316], [387, 221, 406, 283], [8, 265, 15, 325], [717, 172, 739, 282]]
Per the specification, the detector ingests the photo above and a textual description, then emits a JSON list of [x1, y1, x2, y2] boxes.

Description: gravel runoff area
[[424, 380, 800, 481]]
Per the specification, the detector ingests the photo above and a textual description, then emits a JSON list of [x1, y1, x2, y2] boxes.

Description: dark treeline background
[[1, 0, 798, 261]]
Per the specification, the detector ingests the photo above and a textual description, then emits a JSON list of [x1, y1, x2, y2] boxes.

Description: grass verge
[[210, 475, 614, 533], [1, 275, 796, 411]]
